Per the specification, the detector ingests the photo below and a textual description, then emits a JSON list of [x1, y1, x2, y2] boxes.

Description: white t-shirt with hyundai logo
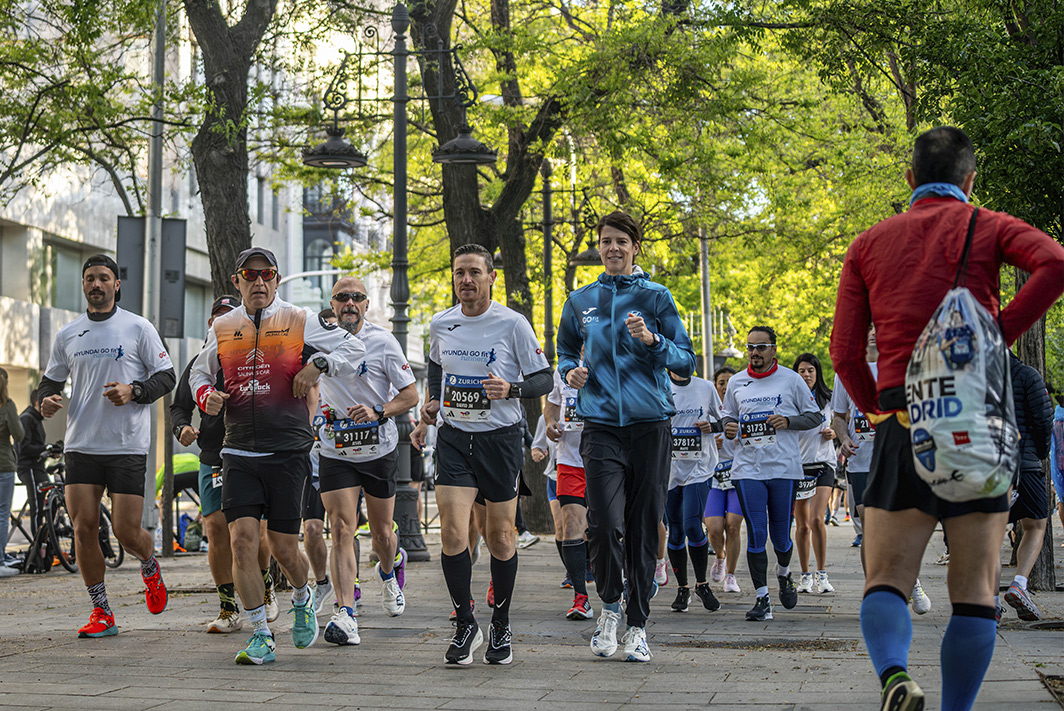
[[430, 301, 549, 433], [831, 362, 879, 473], [43, 308, 173, 455], [317, 321, 416, 462], [721, 366, 819, 481], [668, 377, 722, 489]]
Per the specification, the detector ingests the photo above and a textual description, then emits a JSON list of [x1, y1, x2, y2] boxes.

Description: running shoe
[[235, 631, 276, 665], [470, 535, 481, 566], [590, 608, 622, 657], [483, 620, 513, 665], [449, 599, 475, 625], [560, 574, 573, 589], [314, 578, 334, 616], [621, 625, 651, 662], [207, 609, 242, 634], [745, 595, 773, 621], [486, 580, 495, 608], [78, 607, 117, 638], [290, 587, 319, 649], [445, 622, 483, 665], [0, 565, 17, 578], [778, 574, 798, 609], [356, 521, 371, 538], [695, 583, 721, 612], [654, 558, 669, 586], [852, 533, 863, 547], [797, 572, 814, 594], [843, 514, 851, 523], [815, 571, 835, 594], [723, 574, 741, 593], [828, 515, 840, 526], [910, 580, 931, 615], [394, 547, 408, 590], [935, 552, 950, 566], [380, 572, 406, 617], [516, 530, 539, 549], [142, 564, 168, 615], [324, 609, 360, 645], [671, 587, 691, 612], [995, 603, 1004, 625], [1004, 583, 1042, 621], [710, 558, 726, 583], [880, 670, 924, 711], [264, 583, 279, 622], [567, 593, 593, 620]]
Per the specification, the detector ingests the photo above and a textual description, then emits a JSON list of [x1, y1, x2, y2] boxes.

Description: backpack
[[904, 208, 1020, 502]]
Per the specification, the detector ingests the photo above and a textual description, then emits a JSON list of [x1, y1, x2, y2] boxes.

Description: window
[[272, 188, 280, 231], [183, 283, 210, 340], [256, 177, 265, 224], [47, 242, 84, 312]]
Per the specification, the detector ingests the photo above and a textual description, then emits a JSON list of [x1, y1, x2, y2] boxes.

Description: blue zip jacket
[[557, 270, 695, 426]]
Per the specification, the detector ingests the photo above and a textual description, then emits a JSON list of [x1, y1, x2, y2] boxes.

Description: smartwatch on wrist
[[312, 355, 329, 373], [373, 404, 388, 422], [132, 382, 145, 401]]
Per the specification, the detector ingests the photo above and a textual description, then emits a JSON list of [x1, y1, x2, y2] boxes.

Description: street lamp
[[301, 4, 498, 562]]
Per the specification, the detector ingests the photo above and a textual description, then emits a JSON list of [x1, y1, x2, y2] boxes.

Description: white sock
[[1013, 575, 1028, 591], [246, 604, 271, 635], [777, 564, 789, 578], [292, 582, 310, 605], [755, 586, 769, 598]]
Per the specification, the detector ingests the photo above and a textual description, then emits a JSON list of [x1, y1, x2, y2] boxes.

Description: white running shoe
[[910, 579, 931, 615], [314, 579, 334, 616], [380, 573, 406, 617], [796, 572, 814, 594], [590, 608, 622, 657], [516, 531, 539, 549], [710, 558, 726, 583], [621, 625, 651, 662], [323, 610, 361, 645], [207, 608, 243, 634], [263, 584, 279, 622], [654, 558, 668, 586], [815, 571, 835, 594], [723, 574, 741, 593]]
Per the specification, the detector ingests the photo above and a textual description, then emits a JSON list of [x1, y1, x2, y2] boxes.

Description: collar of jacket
[[596, 266, 648, 288]]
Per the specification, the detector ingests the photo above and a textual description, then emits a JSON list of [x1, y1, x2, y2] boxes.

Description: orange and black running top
[[189, 296, 365, 453]]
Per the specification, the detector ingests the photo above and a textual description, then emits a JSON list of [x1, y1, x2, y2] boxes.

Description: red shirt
[[830, 197, 1064, 415]]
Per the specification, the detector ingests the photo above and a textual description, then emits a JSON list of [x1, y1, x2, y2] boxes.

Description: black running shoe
[[745, 595, 773, 621], [483, 620, 513, 665], [778, 574, 798, 610], [445, 622, 483, 665], [880, 671, 925, 711], [671, 587, 691, 612], [694, 583, 720, 612]]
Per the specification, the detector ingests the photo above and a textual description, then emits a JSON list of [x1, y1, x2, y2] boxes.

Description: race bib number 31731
[[740, 411, 777, 447], [443, 374, 491, 422]]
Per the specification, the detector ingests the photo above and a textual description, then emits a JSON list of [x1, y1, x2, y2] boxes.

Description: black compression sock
[[667, 547, 689, 588], [441, 550, 474, 624], [561, 539, 588, 596], [748, 549, 768, 590], [555, 539, 565, 565], [490, 553, 518, 625], [774, 545, 793, 571], [689, 542, 710, 583]]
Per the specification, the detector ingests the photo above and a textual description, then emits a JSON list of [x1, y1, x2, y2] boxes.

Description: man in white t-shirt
[[39, 254, 177, 638], [412, 244, 552, 666], [317, 277, 419, 646]]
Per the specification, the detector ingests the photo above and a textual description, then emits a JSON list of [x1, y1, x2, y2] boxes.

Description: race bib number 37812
[[740, 411, 777, 447], [671, 426, 703, 459], [443, 374, 491, 422]]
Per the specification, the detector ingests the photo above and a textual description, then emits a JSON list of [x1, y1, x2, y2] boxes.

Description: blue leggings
[[733, 478, 796, 554], [665, 481, 710, 549]]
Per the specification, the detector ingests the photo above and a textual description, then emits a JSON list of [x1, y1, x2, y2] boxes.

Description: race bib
[[671, 426, 703, 460], [311, 414, 326, 453], [211, 466, 223, 489], [563, 396, 584, 431], [714, 459, 733, 489], [443, 374, 491, 422], [853, 413, 875, 443], [740, 411, 777, 447], [332, 419, 381, 457], [795, 476, 817, 500]]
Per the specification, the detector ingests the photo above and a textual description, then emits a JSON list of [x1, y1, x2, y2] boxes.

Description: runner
[[190, 247, 365, 665], [556, 210, 696, 662], [411, 243, 552, 665], [317, 277, 419, 645], [791, 353, 836, 595], [720, 326, 822, 622], [38, 254, 176, 636], [704, 366, 742, 593], [172, 294, 280, 632], [831, 126, 1064, 711], [665, 371, 722, 613]]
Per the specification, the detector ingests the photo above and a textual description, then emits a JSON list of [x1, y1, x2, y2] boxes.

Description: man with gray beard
[[315, 277, 419, 646]]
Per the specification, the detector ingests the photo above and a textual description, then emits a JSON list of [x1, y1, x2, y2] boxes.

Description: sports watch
[[312, 355, 329, 373], [373, 404, 388, 422], [131, 382, 145, 401]]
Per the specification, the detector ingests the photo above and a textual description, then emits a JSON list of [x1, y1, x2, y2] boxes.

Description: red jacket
[[831, 197, 1064, 416]]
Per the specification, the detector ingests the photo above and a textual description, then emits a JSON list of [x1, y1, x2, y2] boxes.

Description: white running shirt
[[831, 362, 879, 473], [546, 369, 584, 469], [798, 402, 837, 467], [668, 377, 722, 489], [43, 308, 173, 455], [429, 301, 549, 433]]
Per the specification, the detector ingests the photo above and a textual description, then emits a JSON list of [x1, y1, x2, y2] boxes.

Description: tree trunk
[[184, 0, 277, 297], [1014, 268, 1056, 591]]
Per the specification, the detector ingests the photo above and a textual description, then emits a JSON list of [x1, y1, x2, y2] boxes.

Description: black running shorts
[[221, 451, 310, 533], [434, 423, 523, 503], [65, 452, 147, 496], [1009, 467, 1048, 522], [318, 449, 399, 499]]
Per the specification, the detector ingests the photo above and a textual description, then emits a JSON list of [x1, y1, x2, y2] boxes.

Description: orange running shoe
[[143, 563, 168, 614], [487, 580, 495, 608], [78, 607, 117, 638]]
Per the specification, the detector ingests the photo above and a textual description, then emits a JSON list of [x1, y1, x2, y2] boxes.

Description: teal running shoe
[[291, 586, 319, 649], [235, 631, 276, 665]]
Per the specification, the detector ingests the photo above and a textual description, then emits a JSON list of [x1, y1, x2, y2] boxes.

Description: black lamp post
[[302, 3, 498, 562]]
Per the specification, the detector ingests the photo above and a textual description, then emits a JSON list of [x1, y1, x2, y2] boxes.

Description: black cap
[[210, 294, 241, 315], [83, 254, 121, 303], [234, 247, 279, 270]]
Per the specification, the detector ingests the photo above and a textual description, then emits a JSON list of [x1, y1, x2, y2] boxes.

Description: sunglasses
[[237, 268, 277, 282], [746, 343, 776, 352], [332, 292, 368, 303]]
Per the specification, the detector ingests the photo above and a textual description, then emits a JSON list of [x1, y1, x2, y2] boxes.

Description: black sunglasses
[[746, 343, 776, 352], [237, 268, 278, 282], [332, 292, 368, 303]]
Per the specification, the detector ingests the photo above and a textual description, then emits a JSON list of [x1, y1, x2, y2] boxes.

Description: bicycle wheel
[[98, 504, 124, 569], [47, 496, 78, 573]]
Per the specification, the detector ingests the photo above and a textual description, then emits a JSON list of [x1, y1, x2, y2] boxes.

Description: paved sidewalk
[[0, 521, 1061, 710]]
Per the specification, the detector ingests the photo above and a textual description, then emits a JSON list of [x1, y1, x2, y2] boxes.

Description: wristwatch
[[172, 424, 184, 439], [508, 382, 522, 399], [312, 355, 329, 373], [373, 404, 388, 422], [131, 382, 145, 401]]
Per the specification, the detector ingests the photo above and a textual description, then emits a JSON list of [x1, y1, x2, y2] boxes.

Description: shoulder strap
[[952, 207, 980, 289]]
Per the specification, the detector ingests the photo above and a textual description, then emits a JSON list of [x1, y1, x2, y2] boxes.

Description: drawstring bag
[[904, 208, 1019, 501]]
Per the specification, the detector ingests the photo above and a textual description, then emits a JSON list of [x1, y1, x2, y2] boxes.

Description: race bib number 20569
[[443, 374, 492, 422]]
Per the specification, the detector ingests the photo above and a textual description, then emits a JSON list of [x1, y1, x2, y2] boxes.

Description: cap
[[210, 294, 241, 315], [82, 254, 121, 303], [234, 247, 279, 270]]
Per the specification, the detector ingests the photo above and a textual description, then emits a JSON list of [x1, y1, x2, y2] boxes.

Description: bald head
[[330, 276, 369, 334]]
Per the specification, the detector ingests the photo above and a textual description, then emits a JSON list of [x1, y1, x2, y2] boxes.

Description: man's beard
[[338, 313, 361, 333]]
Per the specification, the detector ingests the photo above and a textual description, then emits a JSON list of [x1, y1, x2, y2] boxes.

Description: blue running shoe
[[235, 631, 276, 665], [290, 586, 319, 649]]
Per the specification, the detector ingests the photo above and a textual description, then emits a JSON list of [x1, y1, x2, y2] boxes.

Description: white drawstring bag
[[904, 208, 1019, 501]]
